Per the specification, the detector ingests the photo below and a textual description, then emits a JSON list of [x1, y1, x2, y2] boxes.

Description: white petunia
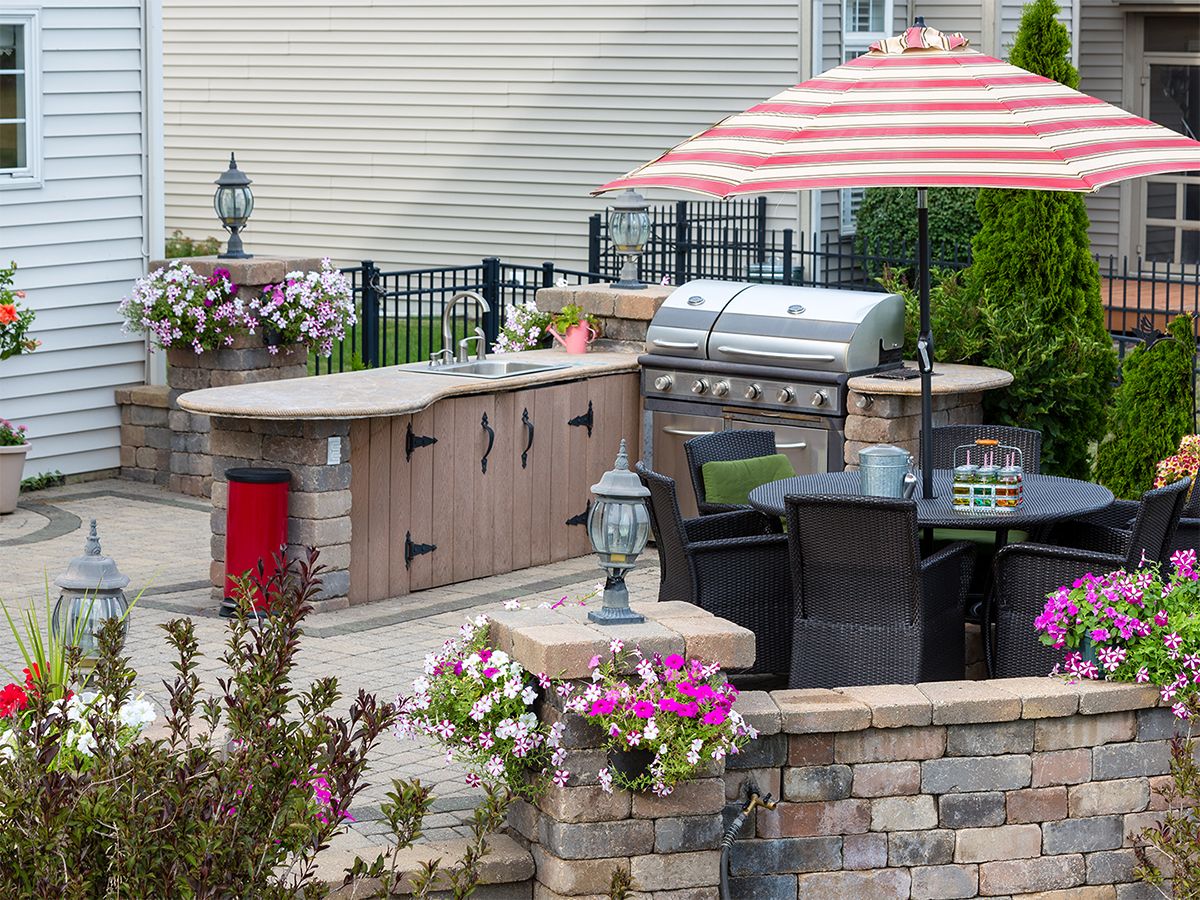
[[118, 697, 157, 730]]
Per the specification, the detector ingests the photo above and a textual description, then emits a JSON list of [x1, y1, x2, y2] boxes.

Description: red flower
[[0, 683, 29, 718], [0, 304, 16, 325], [22, 663, 39, 689]]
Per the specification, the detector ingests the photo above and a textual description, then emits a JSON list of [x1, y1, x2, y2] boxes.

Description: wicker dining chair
[[635, 462, 793, 676], [783, 495, 976, 689], [1055, 481, 1199, 559], [928, 424, 1043, 474], [988, 477, 1193, 679], [684, 429, 780, 515]]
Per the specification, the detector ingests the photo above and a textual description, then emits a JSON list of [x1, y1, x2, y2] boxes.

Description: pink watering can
[[548, 321, 598, 354]]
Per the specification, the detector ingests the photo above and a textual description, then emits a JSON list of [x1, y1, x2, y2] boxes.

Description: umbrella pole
[[917, 186, 935, 499]]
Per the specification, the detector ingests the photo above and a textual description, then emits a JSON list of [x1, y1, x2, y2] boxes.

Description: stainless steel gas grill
[[640, 280, 905, 517]]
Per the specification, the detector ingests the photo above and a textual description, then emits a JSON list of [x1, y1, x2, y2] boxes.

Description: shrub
[[855, 187, 980, 276], [0, 261, 39, 361], [1094, 315, 1196, 499], [165, 229, 221, 259], [968, 0, 1117, 478], [879, 266, 987, 363]]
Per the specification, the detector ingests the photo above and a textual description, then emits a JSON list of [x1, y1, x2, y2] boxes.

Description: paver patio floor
[[0, 478, 662, 844]]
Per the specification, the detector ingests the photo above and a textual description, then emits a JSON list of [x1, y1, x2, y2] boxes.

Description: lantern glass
[[52, 588, 129, 659], [214, 184, 254, 225], [610, 208, 650, 254], [588, 495, 650, 565]]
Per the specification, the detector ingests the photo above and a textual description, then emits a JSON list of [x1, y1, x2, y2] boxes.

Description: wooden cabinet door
[[406, 406, 440, 592], [348, 414, 415, 605]]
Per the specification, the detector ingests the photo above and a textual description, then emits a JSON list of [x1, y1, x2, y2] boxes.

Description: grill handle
[[715, 346, 837, 363], [651, 339, 700, 350], [661, 426, 719, 437], [777, 442, 808, 449]]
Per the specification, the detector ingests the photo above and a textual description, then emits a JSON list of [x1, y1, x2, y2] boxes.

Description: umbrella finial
[[914, 15, 926, 26]]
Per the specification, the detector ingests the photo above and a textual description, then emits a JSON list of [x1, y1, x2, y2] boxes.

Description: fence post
[[674, 200, 689, 285], [360, 260, 380, 369], [782, 229, 794, 285], [587, 213, 602, 282], [482, 257, 501, 345], [755, 196, 767, 265], [542, 260, 556, 290]]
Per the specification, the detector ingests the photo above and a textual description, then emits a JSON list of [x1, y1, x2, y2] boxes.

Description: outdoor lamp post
[[52, 520, 130, 666], [587, 439, 651, 625], [608, 188, 651, 290], [214, 152, 254, 259]]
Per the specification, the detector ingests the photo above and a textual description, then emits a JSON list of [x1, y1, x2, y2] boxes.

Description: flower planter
[[0, 442, 31, 514], [607, 747, 655, 786], [548, 322, 598, 354]]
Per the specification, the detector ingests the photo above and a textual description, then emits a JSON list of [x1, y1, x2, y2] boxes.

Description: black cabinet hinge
[[566, 499, 591, 527], [568, 400, 594, 437], [404, 531, 437, 569], [405, 422, 437, 460]]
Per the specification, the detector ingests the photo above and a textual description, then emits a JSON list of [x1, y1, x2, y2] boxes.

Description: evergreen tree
[[1094, 314, 1196, 499], [968, 0, 1117, 478]]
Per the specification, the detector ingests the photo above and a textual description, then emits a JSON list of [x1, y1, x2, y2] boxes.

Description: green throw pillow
[[932, 528, 1030, 546], [702, 454, 796, 506]]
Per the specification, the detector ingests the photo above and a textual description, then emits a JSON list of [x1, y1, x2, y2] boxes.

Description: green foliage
[[966, 0, 1117, 478], [1134, 697, 1200, 895], [164, 229, 221, 259], [1094, 315, 1196, 499], [550, 303, 600, 336], [879, 266, 987, 364], [855, 188, 981, 276], [19, 471, 64, 492]]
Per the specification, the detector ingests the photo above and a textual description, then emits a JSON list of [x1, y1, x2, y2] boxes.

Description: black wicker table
[[749, 469, 1114, 539]]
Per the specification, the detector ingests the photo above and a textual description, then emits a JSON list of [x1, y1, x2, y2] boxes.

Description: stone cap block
[[535, 284, 672, 321], [835, 684, 932, 728], [1072, 679, 1161, 715], [734, 691, 782, 736], [150, 256, 325, 288], [497, 602, 753, 679], [115, 384, 171, 408], [919, 681, 1022, 724], [775, 689, 872, 734], [993, 676, 1080, 719]]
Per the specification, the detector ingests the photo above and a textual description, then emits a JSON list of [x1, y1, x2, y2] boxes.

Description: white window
[[840, 187, 865, 236], [843, 0, 892, 58], [0, 10, 39, 187]]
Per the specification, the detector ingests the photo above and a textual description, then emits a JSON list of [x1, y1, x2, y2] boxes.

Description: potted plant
[[119, 262, 252, 356], [252, 258, 356, 357], [1036, 550, 1200, 717], [547, 303, 600, 354], [567, 640, 757, 795], [0, 419, 30, 515], [493, 301, 552, 353]]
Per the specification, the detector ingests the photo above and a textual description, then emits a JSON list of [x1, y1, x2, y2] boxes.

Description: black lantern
[[586, 439, 651, 625], [608, 188, 651, 290], [52, 520, 130, 666], [214, 152, 254, 259]]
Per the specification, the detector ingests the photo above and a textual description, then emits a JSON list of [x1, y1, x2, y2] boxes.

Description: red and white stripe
[[595, 44, 1200, 197]]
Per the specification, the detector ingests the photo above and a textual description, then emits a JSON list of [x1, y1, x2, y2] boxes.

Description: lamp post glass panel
[[587, 439, 651, 625], [51, 520, 130, 666], [214, 152, 254, 259], [609, 188, 651, 290]]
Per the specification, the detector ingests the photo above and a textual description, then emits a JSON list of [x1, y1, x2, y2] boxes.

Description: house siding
[[161, 0, 809, 273], [1078, 0, 1125, 262], [0, 0, 155, 479]]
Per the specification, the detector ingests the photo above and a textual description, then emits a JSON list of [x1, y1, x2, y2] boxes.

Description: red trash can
[[222, 467, 290, 617]]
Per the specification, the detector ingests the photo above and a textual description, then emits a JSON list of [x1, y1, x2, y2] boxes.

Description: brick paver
[[0, 478, 663, 843]]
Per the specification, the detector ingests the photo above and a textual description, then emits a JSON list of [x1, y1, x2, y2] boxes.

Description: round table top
[[748, 469, 1114, 529]]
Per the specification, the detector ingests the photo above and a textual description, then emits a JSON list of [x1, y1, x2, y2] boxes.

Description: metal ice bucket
[[859, 444, 917, 499]]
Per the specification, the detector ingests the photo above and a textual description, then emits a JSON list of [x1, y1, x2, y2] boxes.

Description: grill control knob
[[692, 378, 710, 395], [810, 390, 828, 407], [653, 375, 674, 391], [744, 384, 762, 400], [713, 381, 730, 398], [777, 387, 795, 404]]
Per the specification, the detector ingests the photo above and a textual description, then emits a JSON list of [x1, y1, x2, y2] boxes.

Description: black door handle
[[521, 407, 534, 469], [480, 412, 495, 474]]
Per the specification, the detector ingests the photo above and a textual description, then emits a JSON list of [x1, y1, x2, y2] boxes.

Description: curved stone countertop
[[848, 362, 1013, 396], [177, 347, 642, 420]]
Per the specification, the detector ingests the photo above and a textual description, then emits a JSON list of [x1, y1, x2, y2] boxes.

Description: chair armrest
[[698, 500, 749, 516], [684, 509, 776, 542], [688, 532, 790, 554], [1063, 500, 1139, 532], [992, 543, 1126, 606], [920, 541, 976, 612], [1055, 522, 1130, 557]]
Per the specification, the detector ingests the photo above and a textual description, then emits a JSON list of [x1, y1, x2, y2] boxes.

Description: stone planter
[[0, 442, 31, 514]]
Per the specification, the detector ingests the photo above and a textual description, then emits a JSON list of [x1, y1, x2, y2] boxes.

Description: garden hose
[[719, 784, 777, 900]]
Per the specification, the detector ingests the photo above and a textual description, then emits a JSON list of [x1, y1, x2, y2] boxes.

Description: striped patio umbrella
[[594, 23, 1200, 496]]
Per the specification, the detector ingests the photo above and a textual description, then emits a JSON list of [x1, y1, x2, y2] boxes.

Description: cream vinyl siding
[[0, 0, 157, 479], [162, 1, 809, 273], [1078, 0, 1124, 261]]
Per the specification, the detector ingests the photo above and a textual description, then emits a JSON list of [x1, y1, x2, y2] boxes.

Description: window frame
[[1137, 53, 1199, 266], [0, 8, 41, 189]]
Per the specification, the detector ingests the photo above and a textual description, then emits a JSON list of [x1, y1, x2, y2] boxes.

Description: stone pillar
[[535, 284, 672, 345], [208, 416, 352, 608], [844, 363, 1016, 469], [150, 256, 320, 497], [489, 600, 757, 898]]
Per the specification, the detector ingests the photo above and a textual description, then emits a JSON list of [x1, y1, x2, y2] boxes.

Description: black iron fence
[[313, 259, 610, 375]]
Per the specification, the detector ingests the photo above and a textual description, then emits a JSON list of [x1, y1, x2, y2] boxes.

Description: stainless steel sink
[[424, 359, 569, 379]]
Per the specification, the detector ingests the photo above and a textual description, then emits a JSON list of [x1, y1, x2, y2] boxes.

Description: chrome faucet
[[431, 290, 492, 366]]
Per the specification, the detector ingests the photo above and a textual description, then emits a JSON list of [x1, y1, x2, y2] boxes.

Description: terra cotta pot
[[0, 442, 31, 514]]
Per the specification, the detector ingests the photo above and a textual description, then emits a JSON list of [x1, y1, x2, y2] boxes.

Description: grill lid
[[645, 280, 905, 375]]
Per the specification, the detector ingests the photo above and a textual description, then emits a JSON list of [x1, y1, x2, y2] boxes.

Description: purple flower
[[632, 701, 655, 719], [664, 654, 685, 670], [1155, 610, 1170, 627], [1164, 632, 1183, 651], [1090, 628, 1110, 642]]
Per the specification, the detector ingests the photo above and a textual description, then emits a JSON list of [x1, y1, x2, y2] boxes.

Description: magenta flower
[[1135, 667, 1149, 683], [482, 667, 499, 679], [1090, 628, 1110, 642], [1164, 632, 1183, 651], [632, 701, 655, 719], [1155, 610, 1170, 627], [664, 654, 685, 670], [702, 708, 727, 726], [675, 702, 699, 718]]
